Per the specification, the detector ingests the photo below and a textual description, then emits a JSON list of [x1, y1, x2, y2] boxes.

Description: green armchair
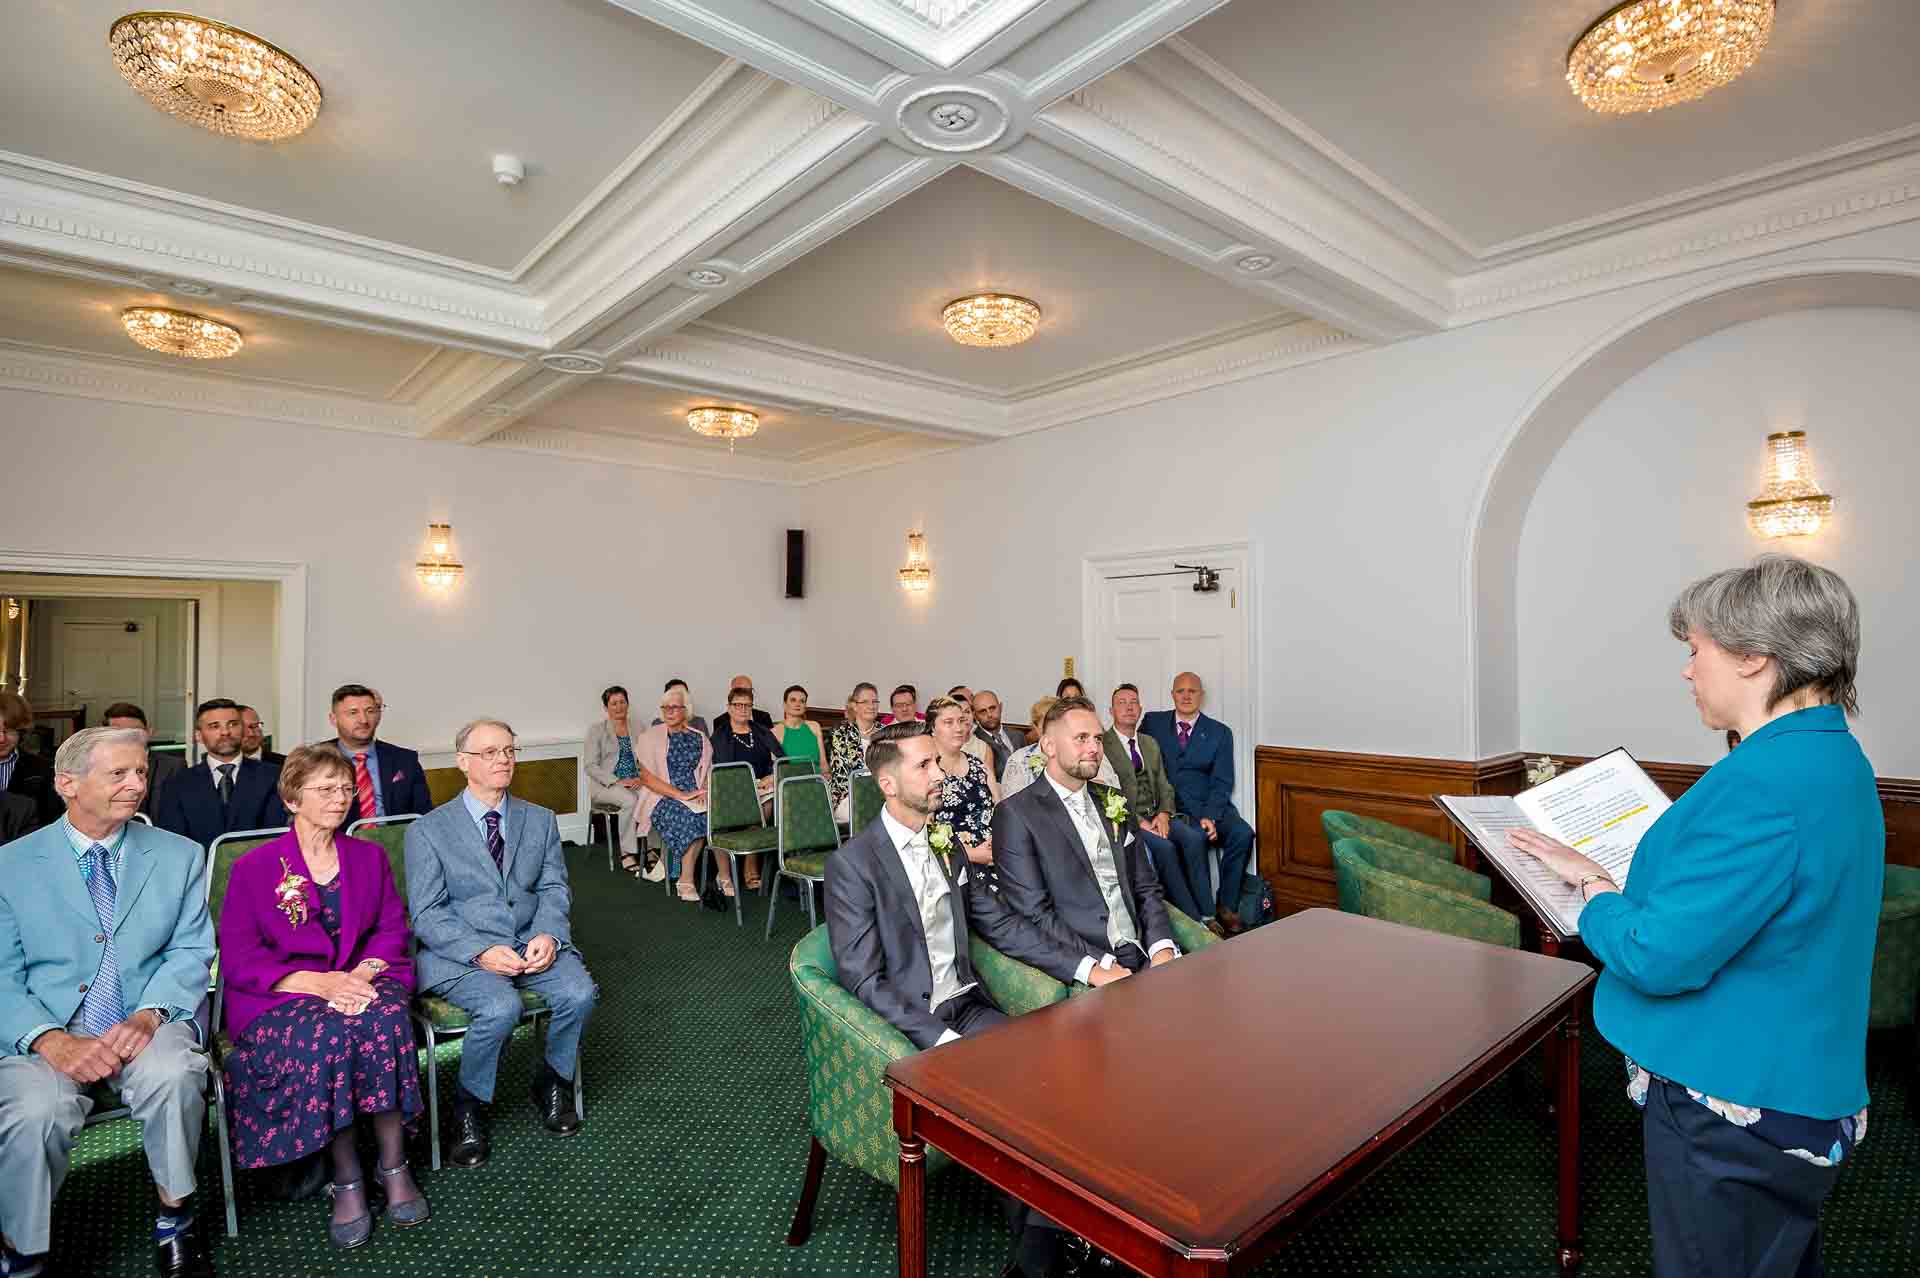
[[785, 906, 1221, 1245], [1331, 837, 1519, 948], [1870, 864, 1920, 1032], [1320, 810, 1456, 861]]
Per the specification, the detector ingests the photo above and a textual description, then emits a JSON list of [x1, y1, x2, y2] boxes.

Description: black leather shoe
[[534, 1078, 581, 1136], [447, 1106, 490, 1168], [155, 1222, 214, 1277]]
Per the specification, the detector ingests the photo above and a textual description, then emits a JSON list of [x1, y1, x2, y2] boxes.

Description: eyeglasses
[[458, 746, 520, 762], [303, 784, 355, 800]]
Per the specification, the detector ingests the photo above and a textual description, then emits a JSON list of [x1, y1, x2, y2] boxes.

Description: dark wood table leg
[[897, 1111, 927, 1278], [1538, 930, 1563, 1115], [1555, 1011, 1584, 1272]]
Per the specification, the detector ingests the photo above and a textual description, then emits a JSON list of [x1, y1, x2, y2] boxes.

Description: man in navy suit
[[155, 699, 286, 847], [326, 684, 433, 820], [1140, 672, 1253, 935]]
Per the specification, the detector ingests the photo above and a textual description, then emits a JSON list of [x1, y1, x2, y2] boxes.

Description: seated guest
[[404, 719, 597, 1168], [946, 690, 995, 772], [991, 696, 1179, 983], [726, 675, 775, 728], [327, 684, 433, 820], [826, 683, 884, 822], [103, 702, 185, 821], [157, 699, 286, 847], [585, 686, 656, 879], [1103, 684, 1216, 928], [0, 789, 30, 845], [236, 706, 284, 766], [1513, 557, 1878, 1278], [1054, 676, 1085, 701], [823, 723, 1069, 1278], [881, 683, 921, 725], [216, 745, 426, 1249], [1140, 673, 1252, 935], [1003, 697, 1118, 798], [926, 696, 1001, 892], [775, 685, 826, 773], [0, 692, 59, 832], [0, 726, 216, 1278], [971, 689, 1019, 777], [710, 688, 782, 892], [650, 678, 708, 735], [635, 688, 714, 903]]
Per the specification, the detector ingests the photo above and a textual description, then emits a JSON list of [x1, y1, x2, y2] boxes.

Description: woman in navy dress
[[636, 686, 714, 902], [925, 696, 1000, 890]]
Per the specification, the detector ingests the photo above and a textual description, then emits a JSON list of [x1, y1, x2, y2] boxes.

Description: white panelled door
[[1083, 545, 1256, 822], [53, 617, 156, 740]]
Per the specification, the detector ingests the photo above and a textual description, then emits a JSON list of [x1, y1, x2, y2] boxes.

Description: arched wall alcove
[[1465, 260, 1920, 757]]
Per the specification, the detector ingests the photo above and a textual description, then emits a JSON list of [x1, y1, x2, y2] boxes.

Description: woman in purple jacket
[[217, 744, 427, 1249]]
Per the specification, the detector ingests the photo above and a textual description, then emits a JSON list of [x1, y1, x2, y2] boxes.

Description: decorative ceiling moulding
[[812, 0, 1050, 68], [481, 423, 799, 487], [538, 351, 608, 374], [886, 80, 1023, 154]]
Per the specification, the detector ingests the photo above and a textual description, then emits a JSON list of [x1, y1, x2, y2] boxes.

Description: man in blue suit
[[0, 727, 216, 1277], [326, 684, 433, 820], [1140, 672, 1253, 935], [155, 699, 285, 848], [404, 718, 597, 1170]]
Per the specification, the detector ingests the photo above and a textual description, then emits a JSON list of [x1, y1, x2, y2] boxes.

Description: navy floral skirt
[[223, 977, 424, 1169]]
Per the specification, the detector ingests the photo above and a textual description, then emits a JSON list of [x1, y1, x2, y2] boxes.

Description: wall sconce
[[1746, 431, 1834, 539], [897, 530, 931, 592], [415, 522, 465, 592]]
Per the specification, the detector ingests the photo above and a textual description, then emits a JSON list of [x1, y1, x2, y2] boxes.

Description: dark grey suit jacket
[[141, 750, 186, 819], [989, 776, 1173, 983], [0, 791, 34, 845]]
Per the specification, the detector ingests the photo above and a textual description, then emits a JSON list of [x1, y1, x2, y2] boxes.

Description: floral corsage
[[1101, 789, 1129, 825], [926, 822, 955, 874], [273, 857, 310, 928], [1025, 751, 1046, 776]]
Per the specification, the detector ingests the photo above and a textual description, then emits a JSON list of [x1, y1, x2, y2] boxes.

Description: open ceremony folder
[[1435, 749, 1670, 938]]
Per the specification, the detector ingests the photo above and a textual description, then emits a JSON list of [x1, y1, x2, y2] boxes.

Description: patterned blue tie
[[483, 811, 505, 874], [79, 844, 124, 1036]]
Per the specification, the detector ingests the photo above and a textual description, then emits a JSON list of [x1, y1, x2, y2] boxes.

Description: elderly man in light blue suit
[[404, 717, 596, 1171], [0, 727, 216, 1278]]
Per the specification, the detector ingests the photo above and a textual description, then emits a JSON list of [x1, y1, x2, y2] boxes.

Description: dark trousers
[[1141, 823, 1214, 919], [1643, 1079, 1841, 1278], [934, 988, 1007, 1037], [1175, 809, 1253, 917]]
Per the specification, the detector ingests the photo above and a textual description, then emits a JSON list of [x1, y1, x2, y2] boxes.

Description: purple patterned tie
[[1128, 736, 1143, 771], [483, 810, 505, 873], [1176, 721, 1191, 751]]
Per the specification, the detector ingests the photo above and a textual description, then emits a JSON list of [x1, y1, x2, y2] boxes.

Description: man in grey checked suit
[[0, 727, 216, 1278], [404, 718, 597, 1170]]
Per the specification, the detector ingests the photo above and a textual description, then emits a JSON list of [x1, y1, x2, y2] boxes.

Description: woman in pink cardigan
[[217, 745, 426, 1250], [634, 684, 714, 902]]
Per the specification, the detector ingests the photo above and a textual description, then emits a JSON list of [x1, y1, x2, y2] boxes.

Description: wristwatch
[[1576, 872, 1614, 900]]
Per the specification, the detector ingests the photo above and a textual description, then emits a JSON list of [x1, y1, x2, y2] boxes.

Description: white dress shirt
[[879, 806, 976, 1046], [1043, 773, 1178, 982]]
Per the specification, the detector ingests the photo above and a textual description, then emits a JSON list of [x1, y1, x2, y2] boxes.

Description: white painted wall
[[1518, 306, 1920, 776], [216, 580, 280, 736], [0, 395, 807, 752]]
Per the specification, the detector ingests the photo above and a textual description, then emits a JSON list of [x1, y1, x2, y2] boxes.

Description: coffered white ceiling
[[2, 0, 1916, 485]]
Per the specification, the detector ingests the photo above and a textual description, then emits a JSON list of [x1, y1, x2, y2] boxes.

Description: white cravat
[[1052, 779, 1139, 954], [882, 809, 972, 1013]]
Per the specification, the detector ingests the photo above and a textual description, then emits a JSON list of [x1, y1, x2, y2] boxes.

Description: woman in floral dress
[[925, 696, 1000, 890]]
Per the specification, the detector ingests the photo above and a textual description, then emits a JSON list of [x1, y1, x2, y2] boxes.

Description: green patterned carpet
[[54, 843, 1919, 1275]]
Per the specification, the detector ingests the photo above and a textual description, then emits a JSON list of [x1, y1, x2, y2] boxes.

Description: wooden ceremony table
[[885, 909, 1596, 1277]]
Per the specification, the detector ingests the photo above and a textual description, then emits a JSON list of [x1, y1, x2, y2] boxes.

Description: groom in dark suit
[[991, 697, 1179, 982]]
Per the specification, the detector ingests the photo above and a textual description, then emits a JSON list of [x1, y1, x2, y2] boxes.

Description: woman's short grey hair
[[1668, 554, 1860, 715], [54, 726, 149, 778], [454, 718, 516, 753]]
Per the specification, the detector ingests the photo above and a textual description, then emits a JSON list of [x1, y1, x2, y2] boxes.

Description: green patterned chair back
[[345, 815, 417, 904], [1333, 835, 1492, 913], [708, 762, 765, 834], [1331, 839, 1519, 949], [789, 925, 950, 1188], [778, 776, 840, 866], [775, 756, 819, 790], [204, 827, 290, 922], [1320, 810, 1455, 861], [1869, 863, 1920, 1030], [849, 773, 884, 836]]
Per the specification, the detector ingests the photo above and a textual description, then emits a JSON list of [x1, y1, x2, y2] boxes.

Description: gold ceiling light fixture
[[415, 523, 464, 593], [1747, 431, 1834, 539], [120, 306, 242, 359], [108, 11, 323, 141], [941, 293, 1040, 348], [687, 405, 760, 453], [1567, 0, 1774, 115]]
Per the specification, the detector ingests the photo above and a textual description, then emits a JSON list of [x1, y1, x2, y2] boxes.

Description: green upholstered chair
[[1320, 810, 1457, 861], [774, 755, 820, 788], [1869, 864, 1920, 1032], [766, 776, 841, 939], [784, 906, 1220, 1246], [1332, 833, 1494, 912], [848, 773, 884, 838], [707, 762, 780, 927], [1331, 837, 1519, 949], [344, 814, 416, 898]]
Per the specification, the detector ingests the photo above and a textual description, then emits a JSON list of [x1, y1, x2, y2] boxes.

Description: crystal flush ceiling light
[[1567, 0, 1774, 115], [108, 11, 323, 141], [1746, 431, 1834, 539], [121, 306, 242, 359], [941, 293, 1040, 348], [687, 406, 760, 453]]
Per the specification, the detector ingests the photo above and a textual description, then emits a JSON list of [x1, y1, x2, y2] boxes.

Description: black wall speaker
[[785, 529, 805, 599]]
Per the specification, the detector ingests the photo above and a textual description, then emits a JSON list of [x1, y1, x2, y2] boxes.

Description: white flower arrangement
[[1524, 755, 1562, 787]]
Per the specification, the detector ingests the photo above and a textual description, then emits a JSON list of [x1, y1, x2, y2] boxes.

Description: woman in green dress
[[777, 685, 826, 771]]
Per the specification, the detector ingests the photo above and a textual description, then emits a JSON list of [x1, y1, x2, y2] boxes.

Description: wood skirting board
[[1255, 745, 1920, 916]]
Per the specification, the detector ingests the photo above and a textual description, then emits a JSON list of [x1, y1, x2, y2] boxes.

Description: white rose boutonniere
[[926, 822, 955, 874], [1025, 751, 1045, 776], [1101, 789, 1128, 825]]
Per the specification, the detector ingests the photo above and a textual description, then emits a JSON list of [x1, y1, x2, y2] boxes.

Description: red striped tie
[[353, 751, 377, 820]]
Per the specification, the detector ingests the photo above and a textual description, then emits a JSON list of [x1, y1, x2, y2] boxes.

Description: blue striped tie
[[79, 844, 124, 1036]]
